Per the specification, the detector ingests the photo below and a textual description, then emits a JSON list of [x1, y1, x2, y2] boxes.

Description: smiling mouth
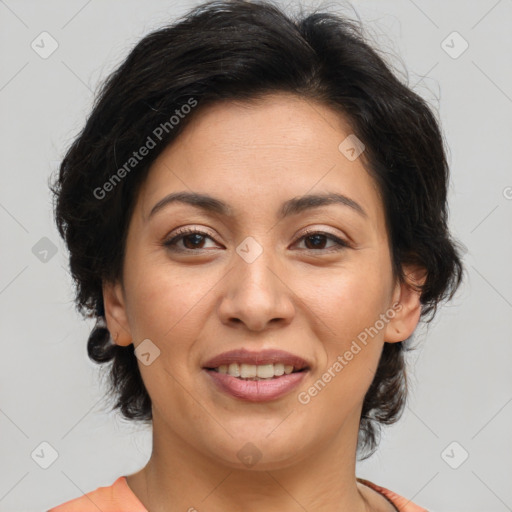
[[203, 364, 309, 402]]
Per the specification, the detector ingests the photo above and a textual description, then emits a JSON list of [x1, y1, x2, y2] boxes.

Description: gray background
[[1, 0, 511, 510]]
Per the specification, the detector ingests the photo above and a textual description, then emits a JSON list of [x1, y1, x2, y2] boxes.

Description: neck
[[131, 410, 374, 512]]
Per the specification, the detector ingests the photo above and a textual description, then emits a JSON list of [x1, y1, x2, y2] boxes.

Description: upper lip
[[202, 349, 310, 370]]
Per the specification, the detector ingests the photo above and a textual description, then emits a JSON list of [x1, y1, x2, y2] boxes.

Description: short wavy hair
[[51, 0, 464, 459]]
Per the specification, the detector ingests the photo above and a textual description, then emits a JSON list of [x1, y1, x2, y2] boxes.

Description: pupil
[[185, 234, 204, 248], [307, 235, 325, 249]]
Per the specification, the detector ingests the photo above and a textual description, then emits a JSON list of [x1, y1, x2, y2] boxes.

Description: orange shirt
[[357, 478, 428, 511], [47, 476, 427, 511]]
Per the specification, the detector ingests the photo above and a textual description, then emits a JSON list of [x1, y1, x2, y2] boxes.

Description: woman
[[48, 0, 464, 510]]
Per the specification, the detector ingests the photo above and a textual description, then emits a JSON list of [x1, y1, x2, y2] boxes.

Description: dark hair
[[51, 0, 464, 459]]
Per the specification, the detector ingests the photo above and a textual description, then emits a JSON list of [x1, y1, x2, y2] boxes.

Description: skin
[[104, 92, 425, 512]]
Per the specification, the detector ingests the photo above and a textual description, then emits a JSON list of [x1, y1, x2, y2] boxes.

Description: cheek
[[310, 265, 391, 404], [308, 264, 390, 344], [300, 274, 386, 422], [123, 256, 214, 342]]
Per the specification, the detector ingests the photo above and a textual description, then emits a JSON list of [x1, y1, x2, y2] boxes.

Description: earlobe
[[384, 264, 427, 343], [102, 280, 132, 346]]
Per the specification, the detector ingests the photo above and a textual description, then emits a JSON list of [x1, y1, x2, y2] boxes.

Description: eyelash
[[163, 227, 350, 253]]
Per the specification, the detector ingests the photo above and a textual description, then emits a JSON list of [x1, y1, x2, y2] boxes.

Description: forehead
[[136, 93, 384, 229], [169, 93, 355, 162]]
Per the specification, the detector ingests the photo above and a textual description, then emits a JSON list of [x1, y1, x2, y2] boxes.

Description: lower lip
[[204, 369, 308, 402]]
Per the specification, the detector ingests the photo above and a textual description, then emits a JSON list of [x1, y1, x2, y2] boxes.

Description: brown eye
[[181, 233, 208, 249], [295, 231, 349, 251], [163, 229, 218, 251]]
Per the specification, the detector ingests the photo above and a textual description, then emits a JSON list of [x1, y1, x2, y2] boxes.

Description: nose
[[217, 246, 295, 332]]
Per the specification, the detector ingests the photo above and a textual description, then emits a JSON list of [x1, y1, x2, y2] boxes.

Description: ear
[[102, 280, 132, 346], [383, 264, 427, 343]]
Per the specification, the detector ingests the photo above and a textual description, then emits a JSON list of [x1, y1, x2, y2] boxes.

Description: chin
[[200, 428, 309, 471]]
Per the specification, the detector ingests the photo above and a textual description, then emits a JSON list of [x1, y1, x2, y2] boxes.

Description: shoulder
[[47, 476, 147, 512], [357, 478, 429, 512]]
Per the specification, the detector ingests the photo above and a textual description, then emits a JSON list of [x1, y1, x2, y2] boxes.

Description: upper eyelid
[[167, 226, 345, 240]]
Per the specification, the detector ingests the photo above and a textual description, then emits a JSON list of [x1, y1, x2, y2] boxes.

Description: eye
[[294, 230, 350, 251], [163, 228, 220, 251], [163, 227, 350, 253]]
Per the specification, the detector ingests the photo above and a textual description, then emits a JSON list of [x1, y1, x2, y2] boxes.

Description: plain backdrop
[[1, 1, 511, 511]]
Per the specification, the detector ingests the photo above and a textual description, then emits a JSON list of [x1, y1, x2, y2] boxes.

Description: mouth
[[202, 349, 310, 402]]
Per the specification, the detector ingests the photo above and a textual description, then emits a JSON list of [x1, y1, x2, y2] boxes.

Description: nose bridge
[[218, 234, 294, 330]]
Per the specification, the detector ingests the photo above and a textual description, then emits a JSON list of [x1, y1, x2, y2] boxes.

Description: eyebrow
[[148, 191, 367, 220]]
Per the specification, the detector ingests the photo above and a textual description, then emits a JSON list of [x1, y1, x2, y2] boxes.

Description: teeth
[[240, 364, 257, 378], [274, 363, 285, 376], [256, 364, 274, 378], [228, 363, 240, 377], [213, 363, 302, 379]]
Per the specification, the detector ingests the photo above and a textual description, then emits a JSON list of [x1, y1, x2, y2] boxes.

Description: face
[[105, 93, 422, 470]]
